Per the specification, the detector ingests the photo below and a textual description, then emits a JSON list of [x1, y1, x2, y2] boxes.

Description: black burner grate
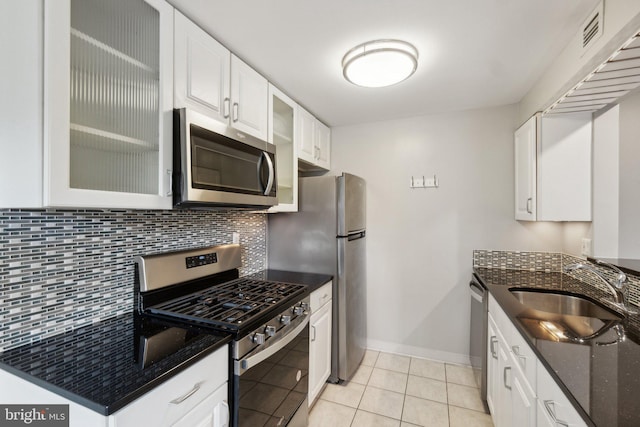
[[146, 278, 306, 332]]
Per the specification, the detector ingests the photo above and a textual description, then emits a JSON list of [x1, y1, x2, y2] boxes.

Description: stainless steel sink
[[510, 289, 622, 320]]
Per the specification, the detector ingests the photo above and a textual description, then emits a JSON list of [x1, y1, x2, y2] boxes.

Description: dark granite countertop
[[474, 268, 640, 427], [248, 269, 333, 293], [0, 270, 329, 416], [0, 313, 231, 415]]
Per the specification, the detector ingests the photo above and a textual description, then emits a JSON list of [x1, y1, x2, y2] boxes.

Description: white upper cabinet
[[315, 121, 331, 170], [230, 55, 268, 141], [267, 84, 298, 212], [514, 112, 592, 222], [296, 105, 331, 171], [174, 10, 230, 123], [515, 115, 538, 221], [173, 12, 268, 141], [2, 0, 174, 209]]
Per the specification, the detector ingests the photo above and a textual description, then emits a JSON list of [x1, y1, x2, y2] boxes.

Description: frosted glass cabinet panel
[[45, 0, 173, 209], [267, 84, 298, 212]]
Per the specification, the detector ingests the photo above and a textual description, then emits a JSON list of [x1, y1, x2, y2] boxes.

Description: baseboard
[[366, 339, 472, 366]]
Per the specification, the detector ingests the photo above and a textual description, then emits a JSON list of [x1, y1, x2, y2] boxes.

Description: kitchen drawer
[[310, 281, 332, 312], [507, 320, 536, 391], [112, 345, 228, 427], [536, 359, 587, 427]]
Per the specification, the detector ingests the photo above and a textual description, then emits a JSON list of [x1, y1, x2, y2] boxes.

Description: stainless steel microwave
[[173, 108, 277, 209]]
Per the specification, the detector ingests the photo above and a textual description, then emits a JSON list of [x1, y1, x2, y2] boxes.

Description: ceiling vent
[[581, 1, 604, 55]]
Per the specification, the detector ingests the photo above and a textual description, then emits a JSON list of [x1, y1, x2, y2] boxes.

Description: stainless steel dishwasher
[[469, 273, 489, 412]]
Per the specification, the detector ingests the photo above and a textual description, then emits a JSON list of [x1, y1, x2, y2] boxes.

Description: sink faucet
[[563, 262, 634, 313]]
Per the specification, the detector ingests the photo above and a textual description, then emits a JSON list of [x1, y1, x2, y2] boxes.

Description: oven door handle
[[235, 314, 309, 376]]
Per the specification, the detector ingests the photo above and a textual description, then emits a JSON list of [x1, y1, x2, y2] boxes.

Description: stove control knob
[[280, 315, 291, 325], [265, 325, 276, 337], [300, 302, 309, 311], [252, 333, 265, 345], [293, 306, 304, 316]]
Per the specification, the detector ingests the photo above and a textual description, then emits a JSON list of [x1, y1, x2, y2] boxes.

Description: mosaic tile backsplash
[[0, 209, 267, 352], [473, 250, 640, 308]]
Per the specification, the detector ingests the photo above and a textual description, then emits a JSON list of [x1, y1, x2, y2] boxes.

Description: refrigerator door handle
[[346, 231, 366, 241]]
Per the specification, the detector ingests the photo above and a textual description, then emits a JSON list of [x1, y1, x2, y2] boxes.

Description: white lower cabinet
[[112, 346, 229, 427], [171, 383, 229, 427], [309, 281, 332, 406], [0, 345, 229, 427], [487, 295, 586, 427], [536, 358, 587, 427]]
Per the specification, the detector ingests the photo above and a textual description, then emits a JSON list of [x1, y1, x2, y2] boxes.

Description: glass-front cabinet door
[[267, 84, 298, 212], [44, 0, 173, 209]]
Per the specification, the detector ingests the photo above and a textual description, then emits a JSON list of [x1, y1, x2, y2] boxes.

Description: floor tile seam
[[364, 382, 407, 396], [408, 373, 447, 385], [404, 389, 448, 404], [352, 407, 403, 423], [318, 396, 358, 412], [408, 371, 447, 382], [445, 380, 480, 389], [372, 365, 411, 375], [446, 401, 489, 414]]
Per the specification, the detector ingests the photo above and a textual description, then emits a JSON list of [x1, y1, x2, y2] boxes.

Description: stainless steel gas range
[[135, 244, 310, 427]]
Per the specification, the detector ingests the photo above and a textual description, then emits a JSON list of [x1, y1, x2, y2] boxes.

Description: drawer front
[[536, 360, 587, 427], [507, 321, 536, 390], [310, 281, 332, 312], [112, 345, 228, 427]]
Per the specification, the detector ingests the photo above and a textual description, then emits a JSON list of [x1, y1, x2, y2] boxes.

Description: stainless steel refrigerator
[[268, 172, 367, 383]]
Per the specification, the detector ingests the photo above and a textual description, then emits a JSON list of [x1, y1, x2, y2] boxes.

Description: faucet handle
[[595, 260, 628, 287]]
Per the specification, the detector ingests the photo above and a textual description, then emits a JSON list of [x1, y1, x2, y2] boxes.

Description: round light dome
[[342, 40, 418, 88]]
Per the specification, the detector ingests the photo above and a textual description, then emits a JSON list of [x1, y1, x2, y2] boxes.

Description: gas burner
[[222, 302, 255, 312], [145, 277, 307, 334], [197, 296, 218, 306]]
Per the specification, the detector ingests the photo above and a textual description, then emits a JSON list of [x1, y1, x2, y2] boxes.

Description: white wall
[[330, 105, 565, 363], [618, 91, 640, 257], [592, 104, 619, 258]]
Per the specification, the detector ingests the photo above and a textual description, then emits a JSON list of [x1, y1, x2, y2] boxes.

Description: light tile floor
[[309, 350, 494, 427]]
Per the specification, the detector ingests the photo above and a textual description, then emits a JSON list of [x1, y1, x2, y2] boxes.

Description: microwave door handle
[[263, 152, 274, 195]]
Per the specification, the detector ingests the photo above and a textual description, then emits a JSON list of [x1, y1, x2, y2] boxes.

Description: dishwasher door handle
[[469, 280, 485, 302]]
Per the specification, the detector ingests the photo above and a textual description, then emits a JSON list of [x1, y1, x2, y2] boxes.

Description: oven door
[[232, 317, 309, 427], [174, 108, 277, 208]]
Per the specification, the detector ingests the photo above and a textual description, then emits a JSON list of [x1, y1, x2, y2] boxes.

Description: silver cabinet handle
[[543, 400, 570, 427], [526, 197, 533, 214], [311, 325, 316, 342], [503, 366, 511, 390], [232, 102, 239, 122], [166, 169, 173, 197], [512, 345, 526, 368], [223, 97, 230, 118], [170, 382, 202, 404], [490, 336, 498, 359], [217, 400, 230, 427]]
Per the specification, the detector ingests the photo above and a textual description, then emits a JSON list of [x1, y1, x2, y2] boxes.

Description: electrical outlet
[[581, 238, 592, 257], [232, 232, 240, 244]]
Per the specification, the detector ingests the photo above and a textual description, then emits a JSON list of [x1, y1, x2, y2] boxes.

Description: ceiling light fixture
[[342, 39, 418, 88]]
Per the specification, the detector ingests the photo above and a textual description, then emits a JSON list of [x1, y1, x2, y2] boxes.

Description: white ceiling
[[168, 0, 601, 127]]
